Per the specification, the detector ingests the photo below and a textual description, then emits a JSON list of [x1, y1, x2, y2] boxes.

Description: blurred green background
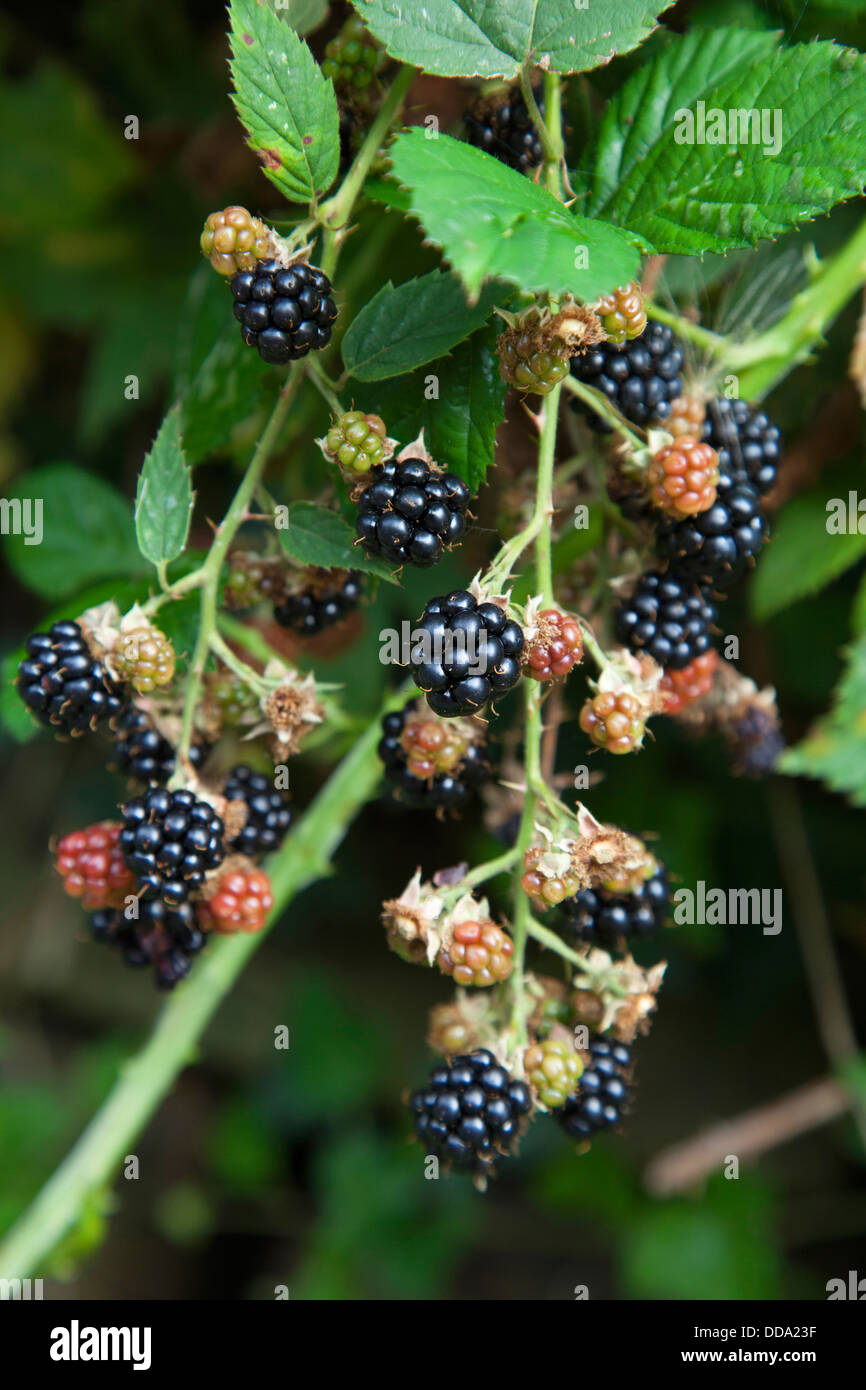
[[1, 0, 866, 1300]]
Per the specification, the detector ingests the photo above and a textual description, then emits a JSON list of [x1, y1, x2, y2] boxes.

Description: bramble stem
[[646, 302, 727, 356], [0, 707, 389, 1280], [562, 374, 647, 449]]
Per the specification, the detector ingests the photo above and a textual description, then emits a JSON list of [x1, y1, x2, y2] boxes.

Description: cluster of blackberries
[[113, 706, 210, 786], [560, 865, 669, 945], [614, 570, 716, 671], [410, 1049, 532, 1177], [91, 900, 206, 991], [17, 620, 124, 737], [464, 87, 546, 171], [377, 701, 489, 811], [355, 459, 472, 569], [571, 322, 684, 432], [222, 765, 292, 857], [119, 787, 226, 908], [274, 570, 363, 635], [409, 590, 524, 717], [556, 1038, 633, 1141], [230, 259, 337, 365]]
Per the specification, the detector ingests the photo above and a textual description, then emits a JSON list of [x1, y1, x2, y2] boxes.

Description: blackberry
[[465, 88, 545, 172], [273, 569, 363, 635], [614, 569, 716, 671], [701, 397, 782, 496], [439, 920, 514, 987], [54, 822, 136, 912], [198, 867, 273, 934], [200, 205, 272, 278], [410, 1049, 532, 1176], [378, 702, 489, 810], [321, 16, 383, 94], [230, 259, 337, 365], [726, 705, 785, 778], [410, 591, 524, 717], [17, 620, 124, 736], [594, 281, 647, 345], [556, 1036, 633, 1141], [113, 706, 210, 786], [524, 1038, 584, 1109], [113, 622, 175, 694], [324, 409, 388, 476], [91, 899, 206, 991], [655, 479, 767, 587], [355, 458, 472, 569], [222, 764, 292, 857], [579, 689, 647, 755], [561, 865, 668, 945], [119, 787, 225, 907], [570, 321, 684, 432]]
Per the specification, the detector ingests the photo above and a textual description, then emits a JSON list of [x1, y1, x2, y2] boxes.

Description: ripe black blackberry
[[570, 321, 684, 432], [273, 570, 362, 635], [91, 899, 207, 990], [113, 706, 210, 785], [377, 703, 489, 811], [556, 1036, 633, 1141], [410, 590, 524, 717], [614, 570, 716, 671], [17, 620, 124, 736], [464, 87, 544, 171], [726, 706, 785, 778], [221, 765, 292, 857], [701, 397, 782, 495], [410, 1049, 532, 1176], [355, 459, 472, 568], [119, 788, 225, 907], [655, 478, 767, 587], [229, 259, 337, 364], [561, 865, 668, 945]]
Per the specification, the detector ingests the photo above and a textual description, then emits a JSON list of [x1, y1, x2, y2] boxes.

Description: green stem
[[319, 64, 415, 279], [646, 302, 727, 356], [508, 686, 544, 1052], [526, 917, 586, 970], [459, 847, 521, 892], [563, 374, 647, 450], [305, 355, 345, 415], [173, 364, 305, 773], [207, 629, 272, 695], [542, 70, 564, 200], [519, 67, 559, 171], [534, 384, 562, 605], [0, 709, 388, 1280]]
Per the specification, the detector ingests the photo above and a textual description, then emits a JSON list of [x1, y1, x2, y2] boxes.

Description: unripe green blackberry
[[498, 313, 569, 394], [113, 624, 175, 695], [524, 1038, 584, 1109], [323, 410, 388, 476], [223, 551, 287, 610], [321, 16, 383, 94], [593, 282, 647, 345], [200, 205, 272, 277]]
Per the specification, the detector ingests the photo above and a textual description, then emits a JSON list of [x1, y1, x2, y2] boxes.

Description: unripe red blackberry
[[647, 436, 719, 518], [660, 650, 719, 714], [594, 282, 646, 345], [410, 1049, 532, 1177], [524, 1038, 584, 1109], [200, 205, 272, 277], [230, 259, 338, 365], [113, 624, 175, 694], [198, 866, 273, 934], [523, 608, 583, 681], [323, 410, 388, 476], [439, 920, 514, 988], [579, 690, 646, 755], [667, 394, 707, 439], [55, 822, 137, 911], [378, 701, 489, 811], [521, 847, 582, 909], [17, 620, 124, 737]]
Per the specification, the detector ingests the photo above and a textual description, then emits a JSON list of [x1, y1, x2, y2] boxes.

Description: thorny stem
[[519, 67, 559, 172]]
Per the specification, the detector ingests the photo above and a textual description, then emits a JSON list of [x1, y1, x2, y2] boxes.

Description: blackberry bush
[[11, 0, 862, 1277]]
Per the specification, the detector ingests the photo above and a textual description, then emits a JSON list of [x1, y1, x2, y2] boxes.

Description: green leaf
[[781, 632, 866, 806], [750, 464, 866, 622], [180, 331, 272, 465], [354, 0, 665, 78], [388, 130, 640, 301], [587, 29, 866, 254], [354, 322, 506, 492], [2, 464, 142, 601], [341, 271, 499, 382], [134, 406, 194, 569], [273, 0, 329, 36], [228, 0, 339, 204], [277, 501, 397, 580]]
